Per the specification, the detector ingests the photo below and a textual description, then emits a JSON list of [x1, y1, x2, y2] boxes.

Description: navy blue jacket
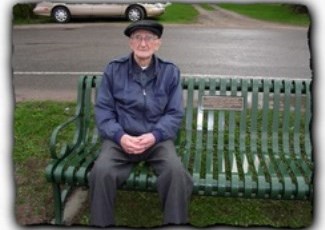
[[95, 54, 184, 144]]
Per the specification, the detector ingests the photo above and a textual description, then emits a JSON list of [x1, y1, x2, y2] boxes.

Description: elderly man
[[89, 20, 193, 227]]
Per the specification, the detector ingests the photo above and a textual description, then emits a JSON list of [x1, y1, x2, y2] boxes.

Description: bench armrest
[[49, 115, 82, 159]]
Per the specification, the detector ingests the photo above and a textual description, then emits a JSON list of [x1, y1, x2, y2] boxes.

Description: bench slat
[[216, 79, 227, 196], [182, 78, 195, 170], [205, 79, 216, 194], [193, 79, 205, 188], [293, 81, 303, 159], [304, 81, 312, 160], [229, 79, 240, 196], [238, 80, 255, 197]]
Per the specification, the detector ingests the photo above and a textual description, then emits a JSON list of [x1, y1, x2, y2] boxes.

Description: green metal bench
[[46, 75, 314, 224]]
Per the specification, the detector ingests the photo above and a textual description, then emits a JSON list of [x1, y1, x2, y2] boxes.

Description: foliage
[[13, 3, 52, 24], [13, 3, 36, 20]]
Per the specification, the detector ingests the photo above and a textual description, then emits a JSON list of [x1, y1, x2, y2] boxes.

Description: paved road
[[12, 22, 311, 101]]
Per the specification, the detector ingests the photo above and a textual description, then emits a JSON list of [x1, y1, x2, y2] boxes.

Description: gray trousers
[[89, 140, 193, 227]]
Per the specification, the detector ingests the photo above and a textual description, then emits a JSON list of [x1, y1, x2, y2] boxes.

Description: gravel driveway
[[193, 4, 294, 29]]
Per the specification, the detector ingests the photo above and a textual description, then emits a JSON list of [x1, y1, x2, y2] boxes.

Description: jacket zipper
[[142, 87, 147, 113], [142, 87, 148, 130]]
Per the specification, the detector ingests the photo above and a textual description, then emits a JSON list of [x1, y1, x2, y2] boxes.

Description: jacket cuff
[[152, 130, 163, 143], [114, 130, 125, 145]]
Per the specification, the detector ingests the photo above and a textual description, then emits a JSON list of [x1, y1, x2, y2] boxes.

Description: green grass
[[14, 101, 313, 227], [159, 3, 199, 24], [14, 101, 76, 224], [13, 16, 52, 25], [14, 101, 76, 162], [218, 3, 310, 26]]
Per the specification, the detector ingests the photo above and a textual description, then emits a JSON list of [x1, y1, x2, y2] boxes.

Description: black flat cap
[[124, 20, 163, 38]]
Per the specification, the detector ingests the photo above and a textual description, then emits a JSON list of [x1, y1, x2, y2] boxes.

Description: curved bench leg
[[52, 184, 63, 224]]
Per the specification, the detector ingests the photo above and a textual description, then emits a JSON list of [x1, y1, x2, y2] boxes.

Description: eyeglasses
[[130, 34, 158, 43]]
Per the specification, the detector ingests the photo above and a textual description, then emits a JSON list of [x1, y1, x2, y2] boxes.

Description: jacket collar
[[128, 53, 160, 77]]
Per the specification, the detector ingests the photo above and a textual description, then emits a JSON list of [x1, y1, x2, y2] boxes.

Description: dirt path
[[193, 4, 291, 29]]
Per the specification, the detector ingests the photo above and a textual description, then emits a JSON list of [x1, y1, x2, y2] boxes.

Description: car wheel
[[126, 6, 145, 21], [52, 7, 71, 23]]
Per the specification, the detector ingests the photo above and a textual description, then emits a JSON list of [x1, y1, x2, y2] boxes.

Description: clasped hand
[[120, 133, 156, 154]]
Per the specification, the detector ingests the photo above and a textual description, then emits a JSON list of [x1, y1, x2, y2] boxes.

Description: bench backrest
[[60, 75, 313, 198], [181, 77, 312, 159], [76, 75, 312, 161]]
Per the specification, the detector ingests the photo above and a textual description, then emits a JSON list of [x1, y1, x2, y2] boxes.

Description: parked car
[[33, 1, 169, 23]]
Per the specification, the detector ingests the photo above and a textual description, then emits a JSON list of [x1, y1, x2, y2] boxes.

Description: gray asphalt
[[12, 23, 311, 101]]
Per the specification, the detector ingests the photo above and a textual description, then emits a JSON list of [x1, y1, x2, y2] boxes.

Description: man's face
[[129, 29, 161, 61]]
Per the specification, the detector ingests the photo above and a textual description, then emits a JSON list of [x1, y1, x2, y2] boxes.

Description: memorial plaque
[[201, 95, 244, 111]]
